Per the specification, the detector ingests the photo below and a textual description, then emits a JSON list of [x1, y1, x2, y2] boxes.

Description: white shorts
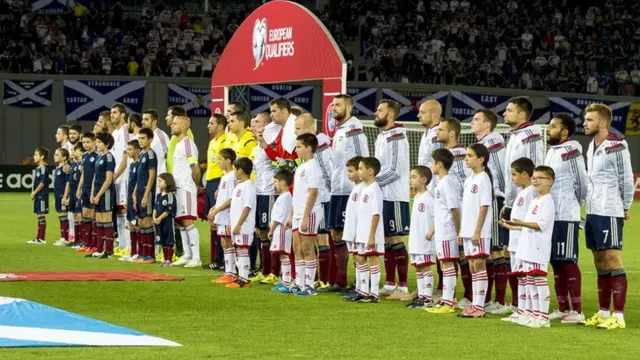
[[522, 261, 548, 276], [462, 237, 490, 258], [356, 242, 384, 256], [216, 224, 230, 237], [233, 233, 254, 248], [270, 226, 292, 254], [115, 180, 127, 208], [511, 255, 524, 276], [436, 239, 460, 261], [292, 209, 323, 236], [345, 240, 355, 253], [410, 253, 436, 266], [176, 188, 197, 221]]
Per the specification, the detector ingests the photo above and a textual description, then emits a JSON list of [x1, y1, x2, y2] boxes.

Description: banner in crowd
[[346, 87, 377, 117], [63, 80, 146, 121], [2, 80, 52, 108], [249, 84, 313, 113], [381, 89, 448, 121], [0, 166, 55, 193], [167, 84, 211, 118], [626, 103, 640, 136], [548, 97, 630, 135], [450, 91, 550, 124], [32, 0, 87, 14]]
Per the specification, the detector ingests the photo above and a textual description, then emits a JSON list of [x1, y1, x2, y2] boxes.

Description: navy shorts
[[69, 190, 81, 214], [205, 178, 221, 214], [382, 201, 410, 237], [81, 189, 93, 210], [585, 214, 624, 251], [551, 221, 580, 262], [126, 194, 136, 222], [136, 191, 154, 218], [327, 195, 349, 230], [492, 197, 509, 250], [318, 202, 331, 234], [256, 195, 276, 229], [54, 195, 67, 213], [155, 221, 175, 246], [96, 188, 116, 213], [33, 197, 49, 215]]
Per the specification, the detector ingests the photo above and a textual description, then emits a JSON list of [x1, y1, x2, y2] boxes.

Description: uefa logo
[[252, 18, 267, 70], [325, 103, 335, 133]]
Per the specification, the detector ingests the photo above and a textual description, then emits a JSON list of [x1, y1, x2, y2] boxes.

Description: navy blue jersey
[[32, 165, 50, 200], [53, 165, 68, 199], [136, 149, 157, 196], [155, 192, 176, 222], [81, 152, 99, 190], [128, 160, 138, 197], [69, 161, 82, 192], [93, 152, 115, 196]]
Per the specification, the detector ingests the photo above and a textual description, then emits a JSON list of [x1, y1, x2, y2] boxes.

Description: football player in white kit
[[141, 110, 170, 185], [373, 100, 411, 299], [169, 116, 202, 268], [417, 100, 443, 167], [110, 104, 132, 256]]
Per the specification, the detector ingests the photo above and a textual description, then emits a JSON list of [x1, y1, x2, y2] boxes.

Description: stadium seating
[[1, 0, 639, 96]]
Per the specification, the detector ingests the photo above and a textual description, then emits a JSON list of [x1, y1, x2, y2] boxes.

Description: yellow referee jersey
[[206, 133, 236, 180], [233, 130, 257, 159]]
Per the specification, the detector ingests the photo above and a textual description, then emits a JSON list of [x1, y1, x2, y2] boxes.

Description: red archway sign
[[210, 0, 346, 138]]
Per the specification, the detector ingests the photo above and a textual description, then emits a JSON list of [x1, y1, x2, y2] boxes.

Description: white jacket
[[476, 131, 507, 198], [417, 123, 442, 166], [330, 117, 369, 196], [504, 123, 545, 207], [375, 125, 410, 202], [315, 132, 333, 203], [544, 140, 588, 222]]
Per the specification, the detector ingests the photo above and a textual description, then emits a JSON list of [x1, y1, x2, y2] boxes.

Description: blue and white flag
[[381, 89, 448, 121], [3, 80, 52, 108], [548, 97, 630, 135], [167, 84, 211, 118], [346, 87, 377, 117], [450, 91, 511, 122], [63, 80, 146, 121], [31, 0, 78, 14], [0, 296, 180, 347], [249, 84, 313, 113]]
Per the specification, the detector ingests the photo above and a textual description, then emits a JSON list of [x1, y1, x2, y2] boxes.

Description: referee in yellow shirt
[[204, 114, 236, 270], [227, 111, 259, 275]]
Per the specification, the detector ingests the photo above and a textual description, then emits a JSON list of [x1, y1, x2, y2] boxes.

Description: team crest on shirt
[[351, 193, 359, 201], [99, 160, 104, 164], [236, 190, 242, 197], [362, 194, 369, 203], [90, 157, 95, 162], [301, 169, 306, 177], [418, 203, 425, 212], [222, 183, 226, 189], [516, 197, 524, 207], [142, 157, 146, 163], [470, 184, 478, 193], [162, 200, 167, 206], [531, 205, 539, 215], [436, 190, 440, 199], [57, 170, 61, 175]]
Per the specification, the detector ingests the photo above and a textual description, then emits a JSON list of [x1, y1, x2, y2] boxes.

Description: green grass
[[1, 193, 640, 359]]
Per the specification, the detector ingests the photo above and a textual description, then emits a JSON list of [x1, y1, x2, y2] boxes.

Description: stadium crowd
[[2, 0, 640, 95]]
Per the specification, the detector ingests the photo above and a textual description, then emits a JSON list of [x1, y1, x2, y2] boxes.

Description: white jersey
[[343, 182, 364, 242], [417, 123, 442, 166], [331, 117, 369, 195], [544, 140, 588, 222], [292, 159, 323, 218], [460, 171, 493, 238], [151, 128, 170, 176], [271, 192, 292, 225], [229, 180, 256, 235], [375, 125, 410, 202], [408, 190, 436, 255], [172, 136, 199, 192], [355, 182, 384, 245], [252, 145, 277, 195], [315, 132, 333, 203], [111, 124, 131, 184], [504, 123, 544, 207], [213, 171, 237, 226], [476, 132, 507, 198], [62, 141, 73, 153], [517, 194, 555, 265], [433, 175, 460, 241], [448, 145, 471, 201], [586, 135, 634, 218], [509, 185, 537, 253]]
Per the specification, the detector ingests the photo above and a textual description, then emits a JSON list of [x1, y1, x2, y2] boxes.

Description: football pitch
[[1, 193, 639, 359]]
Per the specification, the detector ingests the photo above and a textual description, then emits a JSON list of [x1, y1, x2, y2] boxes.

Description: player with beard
[[69, 124, 83, 146], [496, 97, 544, 314], [328, 94, 369, 292], [94, 111, 112, 134], [141, 109, 170, 182], [373, 100, 411, 299], [544, 113, 588, 324], [128, 113, 142, 139], [258, 98, 299, 166], [580, 104, 633, 330], [417, 100, 443, 167], [110, 104, 132, 257]]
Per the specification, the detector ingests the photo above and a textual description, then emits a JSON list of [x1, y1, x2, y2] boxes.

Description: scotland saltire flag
[[346, 87, 377, 117], [548, 97, 630, 135], [0, 297, 180, 347], [3, 80, 52, 108], [381, 89, 448, 121], [450, 91, 550, 124], [63, 80, 146, 121], [31, 0, 84, 14], [249, 84, 313, 113], [167, 84, 211, 118]]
